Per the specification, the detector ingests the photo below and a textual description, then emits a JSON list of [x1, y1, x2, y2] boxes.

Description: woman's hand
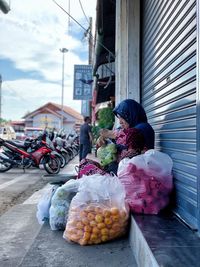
[[120, 148, 140, 160], [100, 129, 116, 139], [96, 136, 106, 147]]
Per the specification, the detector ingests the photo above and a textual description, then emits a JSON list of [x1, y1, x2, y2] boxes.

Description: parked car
[[0, 126, 16, 140], [15, 132, 26, 140]]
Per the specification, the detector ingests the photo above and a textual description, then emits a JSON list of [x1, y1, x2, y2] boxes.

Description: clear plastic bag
[[63, 174, 129, 245], [117, 149, 173, 214], [97, 143, 117, 167], [49, 179, 80, 230]]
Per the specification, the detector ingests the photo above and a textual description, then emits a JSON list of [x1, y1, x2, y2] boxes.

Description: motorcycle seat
[[6, 140, 28, 149]]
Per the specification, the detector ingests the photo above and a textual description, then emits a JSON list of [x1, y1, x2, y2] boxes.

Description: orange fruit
[[112, 223, 121, 232], [90, 220, 97, 227], [93, 238, 101, 244], [87, 212, 95, 220], [79, 239, 88, 246], [84, 225, 92, 233], [104, 218, 112, 225], [76, 229, 84, 238], [101, 228, 109, 236], [92, 227, 100, 235], [70, 234, 79, 241], [66, 228, 76, 235], [110, 207, 119, 215], [109, 229, 116, 237], [106, 224, 112, 229], [81, 217, 89, 225], [97, 222, 106, 229], [111, 215, 120, 222], [101, 235, 109, 242], [80, 210, 88, 217], [76, 222, 84, 229], [90, 234, 98, 241], [83, 232, 90, 241], [95, 214, 103, 223], [103, 209, 111, 217]]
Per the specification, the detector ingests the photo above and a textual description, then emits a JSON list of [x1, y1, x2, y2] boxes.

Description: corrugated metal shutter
[[141, 0, 197, 229]]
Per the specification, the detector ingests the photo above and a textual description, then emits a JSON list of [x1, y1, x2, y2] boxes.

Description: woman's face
[[117, 114, 129, 129]]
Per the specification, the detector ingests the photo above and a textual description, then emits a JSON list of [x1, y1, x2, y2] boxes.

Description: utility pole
[[88, 17, 93, 119], [88, 17, 93, 65], [60, 48, 68, 129], [81, 17, 93, 117]]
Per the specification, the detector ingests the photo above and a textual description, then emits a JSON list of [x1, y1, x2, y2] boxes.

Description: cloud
[[2, 78, 83, 120], [0, 0, 96, 120]]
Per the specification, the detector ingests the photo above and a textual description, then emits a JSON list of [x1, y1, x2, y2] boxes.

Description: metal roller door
[[141, 0, 198, 229]]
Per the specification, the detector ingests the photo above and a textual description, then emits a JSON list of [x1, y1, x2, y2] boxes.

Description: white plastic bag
[[63, 174, 129, 245], [36, 185, 58, 225], [49, 179, 80, 230]]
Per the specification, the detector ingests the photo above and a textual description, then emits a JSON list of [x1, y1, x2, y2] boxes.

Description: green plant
[[98, 107, 115, 130], [92, 107, 115, 143], [91, 125, 101, 142]]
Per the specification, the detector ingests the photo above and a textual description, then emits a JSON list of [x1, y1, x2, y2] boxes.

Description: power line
[[52, 0, 115, 59], [78, 0, 90, 25]]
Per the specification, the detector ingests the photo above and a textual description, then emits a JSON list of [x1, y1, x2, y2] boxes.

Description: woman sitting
[[77, 99, 155, 177]]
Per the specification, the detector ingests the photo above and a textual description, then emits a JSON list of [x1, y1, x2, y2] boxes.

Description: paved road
[[0, 167, 48, 216]]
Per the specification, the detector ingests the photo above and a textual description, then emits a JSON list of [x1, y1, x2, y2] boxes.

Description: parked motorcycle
[[0, 135, 61, 174], [53, 136, 70, 164], [56, 130, 76, 161]]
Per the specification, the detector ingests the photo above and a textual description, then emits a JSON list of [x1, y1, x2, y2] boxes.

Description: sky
[[0, 0, 97, 120]]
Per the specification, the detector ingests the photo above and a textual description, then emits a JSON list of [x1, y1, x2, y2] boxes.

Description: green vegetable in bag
[[97, 143, 117, 167]]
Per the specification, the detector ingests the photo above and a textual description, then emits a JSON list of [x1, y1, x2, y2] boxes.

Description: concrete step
[[130, 212, 200, 267]]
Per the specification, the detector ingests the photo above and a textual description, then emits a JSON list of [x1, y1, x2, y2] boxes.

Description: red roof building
[[23, 102, 83, 132]]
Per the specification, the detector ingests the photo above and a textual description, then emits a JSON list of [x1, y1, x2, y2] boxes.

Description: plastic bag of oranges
[[63, 174, 129, 245]]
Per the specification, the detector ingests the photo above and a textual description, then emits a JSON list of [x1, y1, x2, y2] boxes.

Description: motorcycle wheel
[[43, 156, 61, 174], [0, 159, 12, 172], [62, 152, 70, 164], [58, 154, 67, 168]]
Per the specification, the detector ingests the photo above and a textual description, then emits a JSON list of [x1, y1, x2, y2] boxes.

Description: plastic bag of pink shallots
[[117, 149, 173, 214]]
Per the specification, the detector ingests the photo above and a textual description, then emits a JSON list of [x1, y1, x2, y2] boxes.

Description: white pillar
[[115, 0, 140, 105]]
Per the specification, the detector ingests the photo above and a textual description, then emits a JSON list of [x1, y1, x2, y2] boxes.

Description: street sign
[[73, 65, 93, 100]]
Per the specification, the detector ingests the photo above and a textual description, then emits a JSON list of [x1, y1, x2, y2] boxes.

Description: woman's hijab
[[113, 99, 155, 149], [113, 99, 147, 127]]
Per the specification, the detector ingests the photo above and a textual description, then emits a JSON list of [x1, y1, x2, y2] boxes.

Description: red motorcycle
[[0, 136, 61, 174]]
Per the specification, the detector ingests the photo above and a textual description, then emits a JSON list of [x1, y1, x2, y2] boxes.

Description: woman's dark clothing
[[135, 122, 154, 149], [113, 99, 155, 149]]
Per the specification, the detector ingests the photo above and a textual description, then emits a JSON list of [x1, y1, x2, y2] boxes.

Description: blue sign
[[73, 65, 93, 100]]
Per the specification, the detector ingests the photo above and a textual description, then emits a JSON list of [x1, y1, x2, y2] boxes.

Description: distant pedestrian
[[79, 116, 93, 161]]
